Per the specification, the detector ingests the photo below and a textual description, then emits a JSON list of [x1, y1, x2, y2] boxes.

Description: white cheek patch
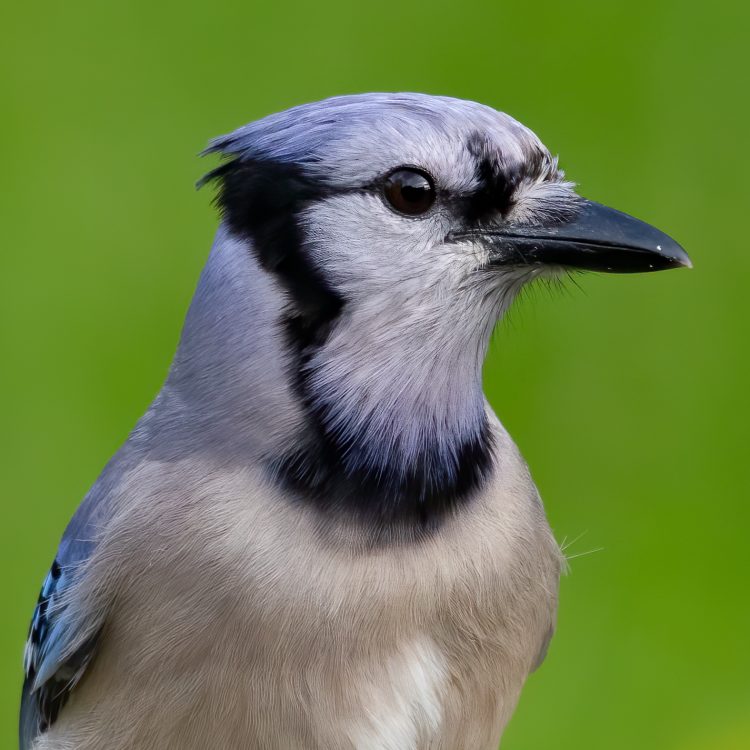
[[296, 194, 517, 482], [300, 194, 454, 298], [347, 637, 447, 750]]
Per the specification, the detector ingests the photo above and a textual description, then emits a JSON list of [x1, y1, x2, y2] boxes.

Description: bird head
[[185, 93, 689, 529]]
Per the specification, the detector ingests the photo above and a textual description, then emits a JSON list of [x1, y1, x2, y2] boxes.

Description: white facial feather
[[299, 192, 530, 478]]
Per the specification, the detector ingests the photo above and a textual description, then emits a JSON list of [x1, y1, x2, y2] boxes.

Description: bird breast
[[40, 421, 561, 750]]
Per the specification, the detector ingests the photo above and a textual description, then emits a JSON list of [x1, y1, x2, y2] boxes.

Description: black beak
[[463, 199, 691, 273]]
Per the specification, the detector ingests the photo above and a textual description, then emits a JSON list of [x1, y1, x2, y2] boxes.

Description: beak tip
[[668, 244, 692, 270], [653, 235, 691, 271]]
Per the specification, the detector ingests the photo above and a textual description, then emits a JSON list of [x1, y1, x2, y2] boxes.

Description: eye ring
[[382, 167, 436, 216]]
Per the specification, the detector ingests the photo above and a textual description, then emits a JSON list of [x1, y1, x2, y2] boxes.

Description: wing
[[20, 526, 103, 749]]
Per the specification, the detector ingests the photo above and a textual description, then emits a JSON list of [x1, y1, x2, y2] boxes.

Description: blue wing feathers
[[19, 555, 102, 749], [20, 444, 139, 748]]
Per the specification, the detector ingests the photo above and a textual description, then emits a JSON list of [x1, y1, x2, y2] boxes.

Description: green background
[[2, 1, 748, 747]]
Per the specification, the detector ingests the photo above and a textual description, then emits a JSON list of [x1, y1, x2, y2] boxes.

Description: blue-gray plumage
[[21, 93, 689, 750]]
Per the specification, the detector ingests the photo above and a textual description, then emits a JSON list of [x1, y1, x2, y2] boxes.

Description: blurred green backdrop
[[2, 1, 749, 748]]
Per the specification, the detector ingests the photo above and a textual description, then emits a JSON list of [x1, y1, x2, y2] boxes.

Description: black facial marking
[[462, 132, 553, 223], [206, 158, 344, 342], [205, 157, 494, 535]]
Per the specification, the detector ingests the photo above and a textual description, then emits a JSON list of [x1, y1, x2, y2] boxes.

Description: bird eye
[[383, 168, 436, 216]]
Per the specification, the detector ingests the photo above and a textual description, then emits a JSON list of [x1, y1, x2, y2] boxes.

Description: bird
[[20, 93, 690, 750]]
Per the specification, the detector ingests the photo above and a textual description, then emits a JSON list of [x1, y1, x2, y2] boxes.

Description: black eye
[[383, 168, 436, 216]]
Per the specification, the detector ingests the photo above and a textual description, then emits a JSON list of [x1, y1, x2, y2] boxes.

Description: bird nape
[[21, 93, 689, 750]]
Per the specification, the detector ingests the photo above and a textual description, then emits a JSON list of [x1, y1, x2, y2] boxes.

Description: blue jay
[[20, 93, 689, 750]]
